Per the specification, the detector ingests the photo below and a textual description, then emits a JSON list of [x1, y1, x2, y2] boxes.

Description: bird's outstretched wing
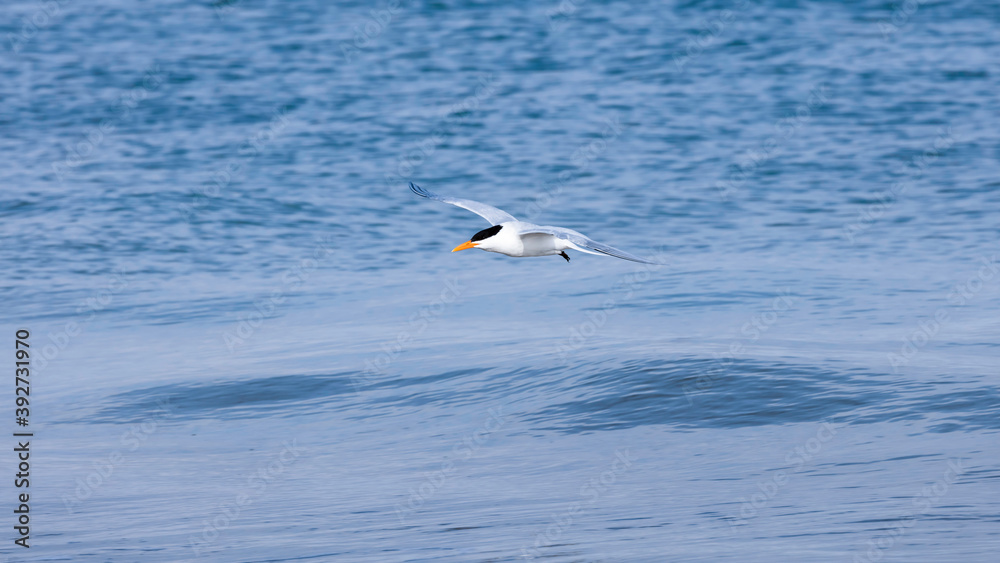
[[409, 182, 517, 226], [520, 225, 663, 265]]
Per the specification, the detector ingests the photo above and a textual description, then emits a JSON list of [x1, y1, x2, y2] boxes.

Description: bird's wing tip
[[409, 182, 435, 200]]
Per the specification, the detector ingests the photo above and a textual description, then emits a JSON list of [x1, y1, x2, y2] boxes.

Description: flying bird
[[409, 182, 661, 264]]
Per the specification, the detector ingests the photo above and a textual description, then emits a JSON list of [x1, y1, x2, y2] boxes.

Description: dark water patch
[[82, 372, 359, 423], [524, 357, 997, 433], [70, 356, 1000, 435], [524, 357, 887, 432], [80, 366, 500, 423]]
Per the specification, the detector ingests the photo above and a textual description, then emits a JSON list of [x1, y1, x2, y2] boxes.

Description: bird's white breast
[[519, 233, 565, 256]]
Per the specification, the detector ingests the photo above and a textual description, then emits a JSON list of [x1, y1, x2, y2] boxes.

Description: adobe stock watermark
[[543, 0, 591, 32], [522, 114, 627, 222], [683, 288, 797, 403], [728, 421, 840, 529], [555, 251, 668, 364], [716, 84, 830, 201], [35, 268, 131, 375], [842, 127, 956, 244], [877, 0, 931, 41], [212, 0, 243, 19], [51, 64, 167, 181], [62, 398, 174, 514], [223, 235, 336, 352], [6, 0, 71, 54], [394, 406, 506, 524], [339, 0, 405, 63], [353, 277, 464, 390], [181, 105, 293, 221], [852, 458, 966, 563], [672, 0, 752, 72], [887, 248, 998, 373], [520, 448, 636, 560], [189, 440, 306, 556], [382, 74, 501, 189]]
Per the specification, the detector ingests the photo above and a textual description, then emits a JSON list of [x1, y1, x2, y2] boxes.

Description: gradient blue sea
[[1, 0, 999, 561]]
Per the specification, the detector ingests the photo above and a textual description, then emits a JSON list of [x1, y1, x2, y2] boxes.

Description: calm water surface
[[1, 0, 998, 561]]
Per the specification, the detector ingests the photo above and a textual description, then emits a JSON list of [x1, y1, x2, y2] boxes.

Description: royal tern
[[409, 182, 661, 264]]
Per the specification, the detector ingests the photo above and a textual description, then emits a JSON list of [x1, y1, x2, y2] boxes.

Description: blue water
[[2, 0, 999, 561]]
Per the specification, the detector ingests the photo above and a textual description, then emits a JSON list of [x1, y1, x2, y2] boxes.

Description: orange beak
[[452, 241, 478, 252]]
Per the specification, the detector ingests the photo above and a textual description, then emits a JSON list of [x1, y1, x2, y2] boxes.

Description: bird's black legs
[[560, 251, 570, 262]]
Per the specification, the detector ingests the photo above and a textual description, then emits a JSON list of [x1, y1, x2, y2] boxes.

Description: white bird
[[409, 182, 661, 264]]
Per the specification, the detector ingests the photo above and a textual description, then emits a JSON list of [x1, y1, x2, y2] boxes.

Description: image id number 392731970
[[16, 329, 30, 427], [14, 328, 32, 548]]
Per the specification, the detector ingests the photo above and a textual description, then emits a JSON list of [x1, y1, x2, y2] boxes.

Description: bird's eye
[[471, 225, 503, 241]]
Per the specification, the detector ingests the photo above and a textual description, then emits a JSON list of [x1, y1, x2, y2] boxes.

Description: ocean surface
[[1, 0, 999, 561]]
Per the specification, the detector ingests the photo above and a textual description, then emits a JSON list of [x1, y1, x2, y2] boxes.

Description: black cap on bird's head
[[471, 225, 502, 241], [453, 224, 502, 252]]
